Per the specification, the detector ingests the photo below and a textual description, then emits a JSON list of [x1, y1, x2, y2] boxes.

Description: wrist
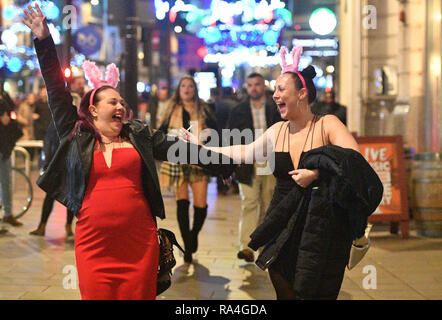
[[312, 169, 320, 180]]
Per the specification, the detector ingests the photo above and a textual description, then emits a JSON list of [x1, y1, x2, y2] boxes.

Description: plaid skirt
[[159, 161, 211, 189]]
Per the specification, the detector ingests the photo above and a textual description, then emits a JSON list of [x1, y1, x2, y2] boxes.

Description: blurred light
[[436, 13, 441, 21], [18, 80, 23, 86], [43, 1, 60, 20], [326, 65, 335, 73], [174, 25, 183, 33], [71, 66, 80, 76], [326, 74, 333, 88], [169, 10, 178, 23], [196, 46, 208, 58], [2, 4, 17, 20], [7, 57, 23, 72], [316, 76, 327, 89], [313, 65, 323, 78], [299, 56, 312, 70], [137, 82, 146, 93], [295, 24, 301, 31], [64, 67, 72, 79], [91, 0, 99, 6], [0, 56, 4, 69], [154, 0, 170, 20], [26, 60, 35, 70], [4, 81, 11, 92], [263, 30, 279, 46], [138, 51, 145, 60], [10, 111, 17, 120], [430, 55, 441, 77], [275, 8, 292, 25], [309, 8, 337, 35], [48, 23, 61, 45], [1, 30, 18, 49]]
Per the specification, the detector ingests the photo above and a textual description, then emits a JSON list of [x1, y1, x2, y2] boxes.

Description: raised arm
[[23, 4, 78, 140]]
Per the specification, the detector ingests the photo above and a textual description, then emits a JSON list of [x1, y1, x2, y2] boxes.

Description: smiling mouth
[[112, 114, 123, 122], [277, 103, 286, 112]]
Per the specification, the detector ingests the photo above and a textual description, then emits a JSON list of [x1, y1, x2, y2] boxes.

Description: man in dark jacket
[[0, 91, 24, 233], [312, 90, 347, 125], [227, 73, 282, 262]]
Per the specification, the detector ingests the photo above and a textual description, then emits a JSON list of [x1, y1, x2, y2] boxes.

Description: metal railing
[[11, 140, 43, 177]]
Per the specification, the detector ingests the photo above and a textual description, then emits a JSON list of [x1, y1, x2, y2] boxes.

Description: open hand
[[22, 3, 50, 40], [289, 169, 319, 188]]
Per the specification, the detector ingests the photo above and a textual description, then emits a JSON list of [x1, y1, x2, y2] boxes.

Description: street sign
[[73, 26, 102, 56]]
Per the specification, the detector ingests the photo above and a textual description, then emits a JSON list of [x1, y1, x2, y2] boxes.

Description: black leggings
[[40, 194, 74, 225]]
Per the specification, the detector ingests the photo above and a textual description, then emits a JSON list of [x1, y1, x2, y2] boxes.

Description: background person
[[0, 90, 24, 232], [311, 90, 347, 125], [159, 75, 218, 264], [227, 72, 281, 263], [17, 92, 36, 141]]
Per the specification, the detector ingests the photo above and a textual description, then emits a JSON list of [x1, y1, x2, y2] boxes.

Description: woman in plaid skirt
[[159, 76, 218, 264]]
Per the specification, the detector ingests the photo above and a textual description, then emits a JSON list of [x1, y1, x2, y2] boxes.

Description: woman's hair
[[285, 65, 317, 104], [72, 85, 133, 141], [170, 75, 199, 106], [166, 75, 210, 119]]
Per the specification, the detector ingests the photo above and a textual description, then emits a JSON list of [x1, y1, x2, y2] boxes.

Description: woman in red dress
[[75, 142, 159, 299], [23, 5, 232, 300]]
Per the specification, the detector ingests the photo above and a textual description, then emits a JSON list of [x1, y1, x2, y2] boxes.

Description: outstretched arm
[[181, 123, 277, 164], [23, 4, 78, 140]]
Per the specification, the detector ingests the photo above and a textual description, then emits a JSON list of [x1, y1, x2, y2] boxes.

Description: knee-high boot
[[191, 205, 207, 253], [176, 199, 192, 263]]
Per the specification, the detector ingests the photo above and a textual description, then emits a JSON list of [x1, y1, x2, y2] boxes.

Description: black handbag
[[156, 228, 184, 295]]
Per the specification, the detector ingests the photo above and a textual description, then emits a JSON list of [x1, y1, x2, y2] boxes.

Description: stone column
[[339, 0, 362, 134]]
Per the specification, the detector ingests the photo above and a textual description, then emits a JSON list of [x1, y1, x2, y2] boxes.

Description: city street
[[0, 170, 441, 300]]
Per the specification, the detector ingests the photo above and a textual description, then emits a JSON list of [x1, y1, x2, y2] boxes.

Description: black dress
[[266, 116, 324, 286]]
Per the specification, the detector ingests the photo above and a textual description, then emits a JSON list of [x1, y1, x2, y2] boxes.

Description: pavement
[[0, 170, 441, 300]]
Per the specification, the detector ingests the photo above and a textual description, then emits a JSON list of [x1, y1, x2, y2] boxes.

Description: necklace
[[101, 136, 121, 144]]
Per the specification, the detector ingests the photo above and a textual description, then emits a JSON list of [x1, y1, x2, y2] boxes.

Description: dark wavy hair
[[72, 86, 133, 142], [284, 65, 317, 104]]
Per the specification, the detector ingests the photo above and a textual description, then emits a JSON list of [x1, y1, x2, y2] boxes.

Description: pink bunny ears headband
[[279, 46, 307, 91], [82, 60, 120, 106]]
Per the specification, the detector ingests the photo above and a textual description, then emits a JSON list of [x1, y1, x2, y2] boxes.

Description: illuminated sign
[[309, 8, 337, 35]]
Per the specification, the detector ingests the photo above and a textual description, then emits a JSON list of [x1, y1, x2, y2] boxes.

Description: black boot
[[190, 205, 207, 253], [176, 199, 192, 263]]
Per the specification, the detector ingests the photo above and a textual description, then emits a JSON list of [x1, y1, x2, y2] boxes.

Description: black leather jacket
[[34, 36, 233, 218]]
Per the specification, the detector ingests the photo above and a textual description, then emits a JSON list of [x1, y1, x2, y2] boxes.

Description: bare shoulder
[[322, 114, 345, 127], [322, 115, 360, 151]]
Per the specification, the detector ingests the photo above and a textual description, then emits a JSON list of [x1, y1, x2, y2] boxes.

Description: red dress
[[75, 147, 159, 300]]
